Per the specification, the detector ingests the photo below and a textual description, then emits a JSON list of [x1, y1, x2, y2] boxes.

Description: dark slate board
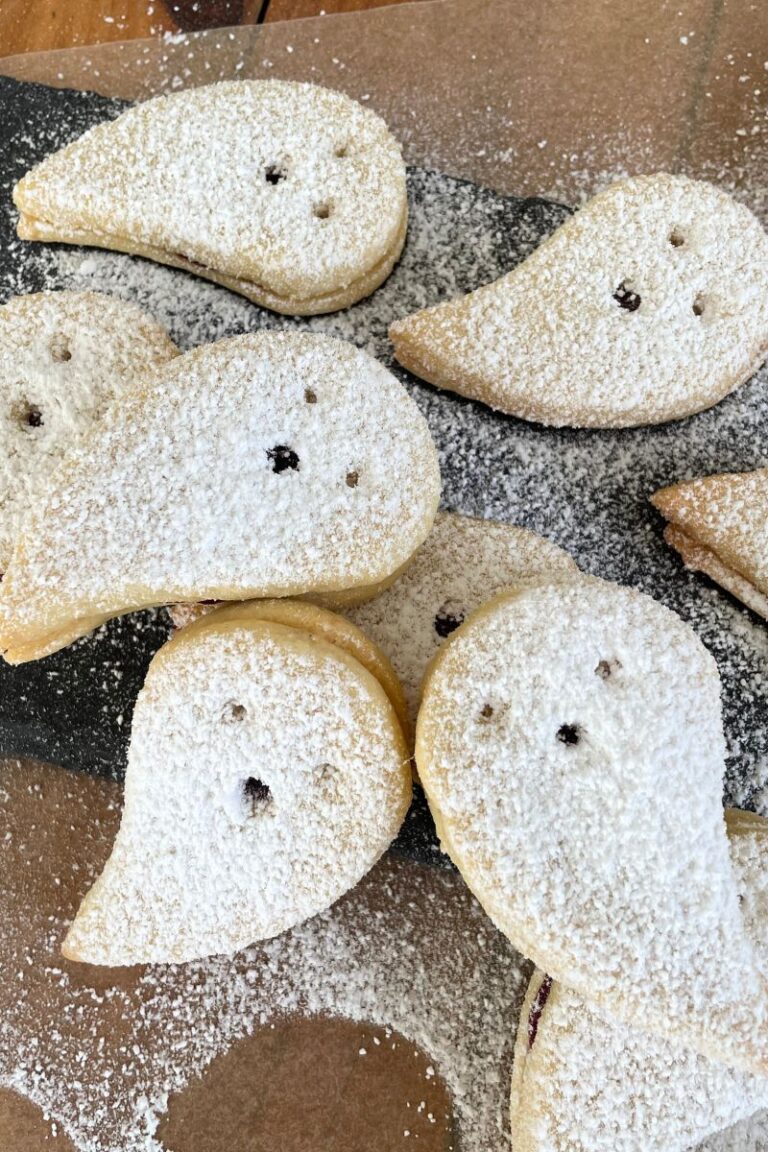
[[0, 76, 766, 866]]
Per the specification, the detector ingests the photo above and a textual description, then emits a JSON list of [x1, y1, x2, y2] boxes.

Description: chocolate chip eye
[[304, 388, 317, 404], [345, 470, 359, 488], [242, 777, 271, 815], [267, 445, 300, 473], [334, 143, 349, 158], [595, 658, 621, 680], [313, 201, 333, 220], [669, 229, 685, 248], [222, 701, 247, 723], [434, 604, 465, 638], [265, 165, 286, 185], [692, 295, 705, 317], [556, 723, 581, 746], [613, 281, 641, 312], [50, 335, 71, 362], [479, 703, 494, 721]]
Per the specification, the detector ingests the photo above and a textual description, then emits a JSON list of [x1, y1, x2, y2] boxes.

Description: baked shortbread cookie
[[652, 468, 768, 620], [416, 578, 768, 1073], [62, 609, 411, 964], [390, 174, 768, 427], [14, 81, 408, 316], [0, 290, 177, 572], [346, 512, 579, 727], [0, 332, 441, 664], [509, 810, 768, 1152]]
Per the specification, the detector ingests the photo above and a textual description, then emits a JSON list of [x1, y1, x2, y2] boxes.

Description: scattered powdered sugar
[[0, 760, 529, 1151], [417, 580, 768, 1073]]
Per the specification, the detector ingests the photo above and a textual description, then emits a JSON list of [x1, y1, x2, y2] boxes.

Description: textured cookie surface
[[347, 512, 579, 727], [652, 468, 768, 619], [416, 578, 768, 1073], [63, 615, 411, 964], [509, 812, 768, 1152], [390, 174, 768, 427], [0, 290, 176, 571], [0, 331, 440, 664], [14, 81, 408, 315]]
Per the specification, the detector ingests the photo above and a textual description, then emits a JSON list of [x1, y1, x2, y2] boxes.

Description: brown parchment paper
[[0, 0, 766, 214]]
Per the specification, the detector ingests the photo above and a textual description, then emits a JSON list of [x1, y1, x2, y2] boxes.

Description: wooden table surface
[[0, 0, 414, 57]]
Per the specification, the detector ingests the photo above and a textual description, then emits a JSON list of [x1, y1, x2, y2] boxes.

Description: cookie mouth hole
[[313, 201, 333, 221], [433, 603, 465, 639], [50, 335, 72, 362], [242, 777, 272, 815], [267, 445, 300, 473], [304, 387, 318, 404], [264, 164, 287, 186], [345, 470, 359, 488], [669, 229, 686, 248], [221, 701, 247, 723], [692, 294, 705, 317], [556, 723, 581, 746], [15, 401, 44, 429], [595, 658, 621, 680], [613, 281, 641, 312], [527, 975, 553, 1049]]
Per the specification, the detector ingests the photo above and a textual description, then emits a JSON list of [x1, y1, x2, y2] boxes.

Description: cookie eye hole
[[479, 703, 494, 722], [304, 388, 317, 404], [345, 470, 359, 489], [267, 445, 300, 473], [50, 335, 72, 362], [334, 143, 349, 158], [265, 164, 287, 186], [315, 762, 334, 782], [434, 604, 465, 639], [692, 295, 705, 318], [556, 723, 581, 746], [313, 201, 333, 221], [669, 229, 686, 248], [595, 658, 621, 680], [221, 701, 247, 723], [242, 777, 271, 815], [613, 281, 641, 312], [21, 403, 43, 429]]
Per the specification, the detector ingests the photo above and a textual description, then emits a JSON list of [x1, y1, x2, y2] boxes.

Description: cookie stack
[[3, 76, 768, 1152]]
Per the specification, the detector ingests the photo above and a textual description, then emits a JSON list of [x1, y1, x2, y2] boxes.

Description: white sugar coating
[[416, 579, 768, 1073], [390, 174, 768, 427], [0, 331, 440, 661], [653, 468, 768, 600], [14, 81, 407, 307], [64, 621, 411, 964], [347, 511, 579, 725], [510, 821, 768, 1152], [0, 290, 177, 571], [0, 761, 529, 1152]]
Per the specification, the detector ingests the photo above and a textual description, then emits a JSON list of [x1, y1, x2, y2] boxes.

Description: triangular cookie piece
[[510, 810, 768, 1152], [390, 174, 768, 427], [652, 468, 768, 619], [416, 577, 768, 1073], [15, 81, 407, 316], [0, 290, 177, 573], [0, 332, 440, 664], [62, 608, 411, 964]]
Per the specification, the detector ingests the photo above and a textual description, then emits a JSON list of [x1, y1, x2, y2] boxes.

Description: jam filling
[[527, 975, 553, 1049]]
